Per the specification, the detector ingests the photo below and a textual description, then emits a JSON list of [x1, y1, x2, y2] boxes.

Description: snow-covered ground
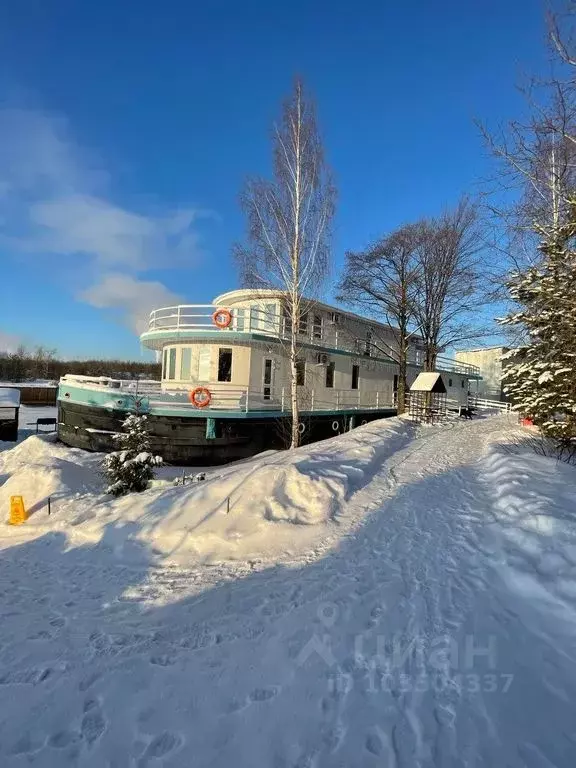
[[1, 415, 576, 766]]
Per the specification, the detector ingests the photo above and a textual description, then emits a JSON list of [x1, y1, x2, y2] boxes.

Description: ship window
[[462, 379, 466, 388], [180, 348, 192, 380], [365, 329, 372, 357], [264, 303, 277, 332], [298, 312, 308, 335], [263, 358, 272, 400], [325, 362, 335, 388], [449, 378, 453, 387], [218, 348, 232, 382], [282, 306, 292, 336], [313, 314, 322, 339], [162, 348, 168, 379], [198, 347, 211, 381], [351, 364, 359, 390], [168, 348, 177, 380], [296, 360, 306, 386], [250, 305, 260, 330], [235, 308, 246, 331]]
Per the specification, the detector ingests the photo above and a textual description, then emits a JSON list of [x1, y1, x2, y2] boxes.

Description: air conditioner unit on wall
[[317, 353, 329, 364]]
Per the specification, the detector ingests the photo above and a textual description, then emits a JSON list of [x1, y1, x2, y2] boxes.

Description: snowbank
[[0, 435, 102, 516], [0, 419, 414, 564]]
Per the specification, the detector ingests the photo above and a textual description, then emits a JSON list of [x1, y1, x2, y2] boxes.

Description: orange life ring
[[189, 387, 212, 408], [212, 308, 232, 329]]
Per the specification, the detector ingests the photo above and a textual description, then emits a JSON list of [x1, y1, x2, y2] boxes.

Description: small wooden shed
[[409, 372, 447, 423], [0, 388, 21, 442]]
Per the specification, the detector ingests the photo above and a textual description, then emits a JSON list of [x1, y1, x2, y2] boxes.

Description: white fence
[[468, 396, 513, 413]]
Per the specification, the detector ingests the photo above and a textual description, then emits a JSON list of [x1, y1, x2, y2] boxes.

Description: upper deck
[[140, 302, 481, 378]]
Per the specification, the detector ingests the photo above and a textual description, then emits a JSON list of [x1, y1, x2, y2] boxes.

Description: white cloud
[[79, 273, 183, 334], [0, 108, 209, 333], [0, 331, 21, 354]]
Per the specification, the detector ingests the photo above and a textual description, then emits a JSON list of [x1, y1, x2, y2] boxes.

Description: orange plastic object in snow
[[9, 496, 27, 525]]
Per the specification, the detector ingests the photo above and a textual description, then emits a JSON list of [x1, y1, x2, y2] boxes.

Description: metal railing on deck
[[59, 375, 394, 414], [145, 305, 481, 377]]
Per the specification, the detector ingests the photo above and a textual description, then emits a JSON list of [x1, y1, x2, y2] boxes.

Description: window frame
[[296, 360, 306, 386], [180, 347, 192, 380], [217, 347, 233, 383], [351, 364, 360, 390], [325, 361, 335, 389], [168, 348, 177, 380], [312, 313, 323, 340]]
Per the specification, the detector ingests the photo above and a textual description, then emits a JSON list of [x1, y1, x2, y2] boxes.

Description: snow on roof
[[0, 388, 21, 407], [410, 372, 447, 393]]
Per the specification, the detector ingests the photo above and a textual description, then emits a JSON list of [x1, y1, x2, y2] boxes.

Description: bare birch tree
[[234, 78, 336, 448], [412, 198, 490, 370], [336, 225, 420, 414]]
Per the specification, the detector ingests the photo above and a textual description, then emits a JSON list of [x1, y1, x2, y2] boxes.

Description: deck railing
[[59, 375, 394, 414], [144, 305, 481, 377]]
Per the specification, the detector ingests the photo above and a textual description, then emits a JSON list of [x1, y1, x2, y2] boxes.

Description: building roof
[[456, 346, 509, 354], [410, 372, 447, 393], [0, 387, 21, 407]]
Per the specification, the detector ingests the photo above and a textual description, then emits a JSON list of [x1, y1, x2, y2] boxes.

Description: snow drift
[[0, 419, 414, 564]]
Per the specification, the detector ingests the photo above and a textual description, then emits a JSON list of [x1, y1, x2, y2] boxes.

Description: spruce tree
[[500, 213, 576, 444], [103, 414, 163, 496]]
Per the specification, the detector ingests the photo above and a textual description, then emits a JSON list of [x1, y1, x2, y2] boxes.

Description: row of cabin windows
[[164, 347, 362, 390], [296, 360, 359, 390], [163, 347, 233, 383]]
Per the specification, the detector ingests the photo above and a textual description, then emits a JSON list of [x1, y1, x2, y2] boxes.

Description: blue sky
[[0, 0, 552, 359]]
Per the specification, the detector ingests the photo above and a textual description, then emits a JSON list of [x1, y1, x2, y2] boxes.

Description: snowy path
[[1, 417, 576, 766]]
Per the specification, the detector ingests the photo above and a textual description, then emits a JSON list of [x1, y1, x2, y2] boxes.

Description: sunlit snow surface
[[1, 414, 576, 767]]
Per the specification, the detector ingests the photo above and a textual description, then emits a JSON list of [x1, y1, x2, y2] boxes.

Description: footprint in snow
[[150, 654, 176, 667], [79, 670, 102, 691], [249, 686, 279, 702], [81, 698, 107, 746], [142, 732, 182, 760]]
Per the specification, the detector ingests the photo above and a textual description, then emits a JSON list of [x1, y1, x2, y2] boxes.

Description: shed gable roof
[[410, 372, 446, 393]]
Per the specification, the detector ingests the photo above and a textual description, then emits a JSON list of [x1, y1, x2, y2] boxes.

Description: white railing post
[[311, 389, 315, 411], [358, 390, 361, 408], [281, 387, 285, 411], [336, 391, 340, 408], [376, 391, 379, 408], [245, 389, 249, 413], [335, 329, 339, 349]]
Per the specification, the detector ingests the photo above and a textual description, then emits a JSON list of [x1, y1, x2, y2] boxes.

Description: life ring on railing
[[212, 308, 232, 329], [189, 387, 212, 408], [298, 422, 306, 435]]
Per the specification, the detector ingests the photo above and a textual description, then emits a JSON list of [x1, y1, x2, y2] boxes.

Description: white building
[[455, 346, 509, 401]]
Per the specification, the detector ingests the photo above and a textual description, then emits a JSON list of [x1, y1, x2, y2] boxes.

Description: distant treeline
[[0, 346, 161, 383]]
